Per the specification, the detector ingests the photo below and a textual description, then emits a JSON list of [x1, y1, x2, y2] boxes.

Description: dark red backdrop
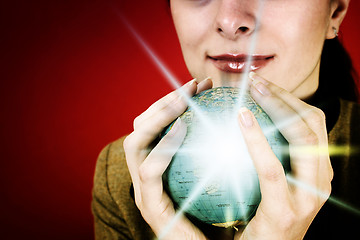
[[1, 1, 359, 239]]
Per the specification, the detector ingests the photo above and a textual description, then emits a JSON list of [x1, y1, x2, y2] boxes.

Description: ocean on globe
[[162, 87, 290, 228]]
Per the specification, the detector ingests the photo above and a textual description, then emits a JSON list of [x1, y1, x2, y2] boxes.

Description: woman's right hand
[[123, 78, 212, 240], [234, 73, 333, 240]]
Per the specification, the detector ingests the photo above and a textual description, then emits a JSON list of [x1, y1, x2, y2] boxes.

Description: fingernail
[[184, 79, 197, 87], [170, 117, 182, 133], [195, 76, 211, 84], [200, 76, 212, 86], [249, 72, 271, 96], [189, 79, 197, 86], [249, 71, 269, 85], [239, 107, 253, 128], [166, 117, 182, 138], [253, 81, 271, 96], [249, 71, 257, 81]]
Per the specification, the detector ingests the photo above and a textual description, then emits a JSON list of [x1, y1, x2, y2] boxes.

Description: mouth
[[208, 54, 274, 73]]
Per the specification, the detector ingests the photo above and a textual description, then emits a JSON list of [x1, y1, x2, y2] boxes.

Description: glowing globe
[[162, 87, 290, 228]]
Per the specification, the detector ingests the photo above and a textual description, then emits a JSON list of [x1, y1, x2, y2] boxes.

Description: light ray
[[158, 165, 217, 240], [260, 107, 313, 137], [119, 15, 180, 89], [236, 0, 266, 103], [158, 122, 257, 238], [231, 0, 266, 224], [116, 3, 360, 239], [222, 125, 259, 225], [282, 144, 359, 157], [119, 15, 213, 129], [287, 175, 360, 216]]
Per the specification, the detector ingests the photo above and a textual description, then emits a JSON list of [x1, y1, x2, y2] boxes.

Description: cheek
[[268, 2, 328, 48], [172, 10, 212, 76], [263, 3, 329, 88], [174, 10, 211, 50]]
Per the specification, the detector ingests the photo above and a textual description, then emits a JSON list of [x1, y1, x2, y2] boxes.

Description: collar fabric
[[305, 85, 341, 133]]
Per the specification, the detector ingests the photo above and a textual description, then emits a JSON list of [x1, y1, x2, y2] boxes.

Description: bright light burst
[[286, 175, 360, 216], [120, 15, 213, 130], [236, 0, 266, 103], [118, 2, 360, 239]]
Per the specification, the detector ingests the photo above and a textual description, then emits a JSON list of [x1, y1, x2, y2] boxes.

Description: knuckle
[[157, 197, 175, 220], [123, 134, 133, 151], [303, 131, 319, 145], [328, 166, 334, 182], [133, 115, 142, 130], [138, 161, 163, 183], [325, 159, 334, 182], [303, 194, 326, 219], [134, 195, 143, 210], [309, 107, 326, 125], [277, 87, 288, 96], [261, 166, 284, 182], [322, 182, 332, 203], [138, 163, 153, 182], [304, 199, 319, 216], [313, 107, 326, 119], [123, 133, 138, 152], [298, 184, 332, 219], [278, 210, 297, 231]]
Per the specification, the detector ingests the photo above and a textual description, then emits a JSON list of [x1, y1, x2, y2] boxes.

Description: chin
[[210, 72, 250, 88]]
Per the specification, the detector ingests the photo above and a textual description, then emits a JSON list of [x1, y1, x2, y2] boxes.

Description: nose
[[215, 0, 257, 40]]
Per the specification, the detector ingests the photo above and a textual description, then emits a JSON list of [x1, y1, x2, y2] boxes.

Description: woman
[[92, 0, 360, 239]]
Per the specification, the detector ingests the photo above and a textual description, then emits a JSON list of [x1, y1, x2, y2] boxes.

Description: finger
[[248, 73, 332, 195], [248, 73, 322, 178], [136, 77, 213, 129], [138, 118, 187, 225], [250, 74, 332, 186], [134, 79, 197, 130], [249, 72, 327, 143], [238, 107, 289, 209], [125, 117, 187, 204], [250, 81, 321, 184], [140, 117, 186, 203], [195, 77, 213, 94], [249, 75, 317, 146], [124, 80, 195, 204], [130, 85, 195, 152]]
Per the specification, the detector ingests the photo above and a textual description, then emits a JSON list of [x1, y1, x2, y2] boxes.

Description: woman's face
[[170, 0, 347, 99]]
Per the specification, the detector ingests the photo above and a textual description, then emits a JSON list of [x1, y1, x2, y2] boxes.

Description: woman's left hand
[[235, 73, 333, 240]]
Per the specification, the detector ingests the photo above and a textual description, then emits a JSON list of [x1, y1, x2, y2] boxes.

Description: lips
[[208, 54, 274, 73]]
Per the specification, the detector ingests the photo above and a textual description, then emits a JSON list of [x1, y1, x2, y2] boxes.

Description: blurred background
[[1, 0, 359, 239]]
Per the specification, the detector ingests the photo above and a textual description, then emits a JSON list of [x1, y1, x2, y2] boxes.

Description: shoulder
[[338, 99, 360, 118], [93, 136, 155, 239], [329, 99, 360, 145], [93, 136, 133, 209], [308, 99, 360, 239]]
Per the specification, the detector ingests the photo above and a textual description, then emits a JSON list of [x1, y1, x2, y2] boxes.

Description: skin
[[124, 0, 350, 239], [171, 0, 348, 99]]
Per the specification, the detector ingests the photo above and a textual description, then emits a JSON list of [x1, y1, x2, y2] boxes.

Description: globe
[[162, 87, 290, 228]]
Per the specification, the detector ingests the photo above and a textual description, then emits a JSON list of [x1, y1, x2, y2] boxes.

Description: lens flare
[[118, 2, 360, 238], [120, 15, 212, 130], [287, 175, 360, 216], [236, 0, 266, 106]]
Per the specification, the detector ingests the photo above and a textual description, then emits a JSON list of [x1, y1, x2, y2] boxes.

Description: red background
[[0, 1, 359, 239]]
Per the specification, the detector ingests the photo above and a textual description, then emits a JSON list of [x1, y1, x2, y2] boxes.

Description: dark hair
[[320, 38, 359, 102]]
